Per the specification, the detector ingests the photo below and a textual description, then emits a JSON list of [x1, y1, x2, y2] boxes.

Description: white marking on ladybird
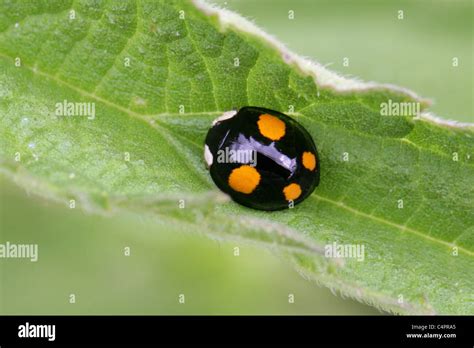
[[204, 144, 213, 167], [212, 110, 237, 126]]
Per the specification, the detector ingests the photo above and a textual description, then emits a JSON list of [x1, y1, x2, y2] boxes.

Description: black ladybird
[[204, 106, 320, 211]]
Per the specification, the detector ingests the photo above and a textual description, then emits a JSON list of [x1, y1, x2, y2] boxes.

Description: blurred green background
[[0, 0, 472, 314]]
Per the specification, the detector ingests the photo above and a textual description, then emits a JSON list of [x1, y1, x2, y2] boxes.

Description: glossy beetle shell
[[204, 106, 320, 211]]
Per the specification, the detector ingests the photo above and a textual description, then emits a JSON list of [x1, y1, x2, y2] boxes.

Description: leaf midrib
[[1, 52, 472, 258]]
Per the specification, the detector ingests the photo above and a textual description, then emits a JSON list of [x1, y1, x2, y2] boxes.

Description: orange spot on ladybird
[[283, 183, 302, 201], [257, 114, 286, 141], [228, 165, 261, 194], [302, 151, 316, 171]]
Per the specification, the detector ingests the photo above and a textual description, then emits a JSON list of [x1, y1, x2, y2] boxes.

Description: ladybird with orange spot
[[204, 106, 320, 211]]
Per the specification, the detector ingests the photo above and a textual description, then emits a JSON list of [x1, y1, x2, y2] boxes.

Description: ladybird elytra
[[204, 106, 320, 211]]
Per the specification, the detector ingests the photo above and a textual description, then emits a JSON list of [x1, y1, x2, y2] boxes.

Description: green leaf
[[0, 0, 472, 314]]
